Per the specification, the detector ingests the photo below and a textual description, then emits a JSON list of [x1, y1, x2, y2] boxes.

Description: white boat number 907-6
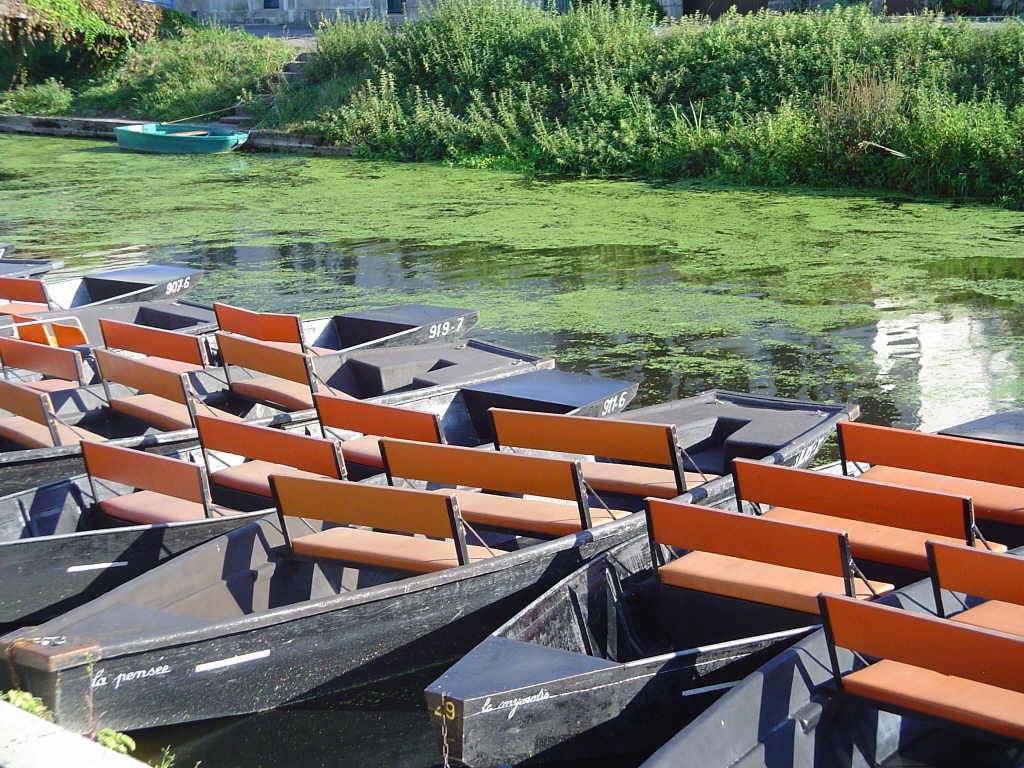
[[600, 392, 629, 416], [164, 276, 191, 295], [428, 316, 464, 339]]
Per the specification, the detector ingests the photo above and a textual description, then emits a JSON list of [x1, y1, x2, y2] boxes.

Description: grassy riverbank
[[1, 23, 291, 120], [4, 0, 1023, 204], [262, 1, 1024, 205]]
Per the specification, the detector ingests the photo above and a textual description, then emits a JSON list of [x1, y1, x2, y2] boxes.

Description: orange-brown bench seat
[[100, 490, 235, 525], [211, 460, 330, 498], [762, 506, 1005, 571], [0, 417, 102, 448], [842, 658, 1024, 741], [263, 340, 333, 356], [340, 435, 385, 469], [110, 394, 241, 432], [447, 490, 623, 538], [137, 356, 203, 374], [859, 465, 1024, 526], [952, 600, 1024, 637], [21, 379, 80, 393], [659, 552, 889, 615], [0, 301, 49, 316], [581, 461, 713, 499], [229, 376, 315, 411], [291, 526, 494, 573]]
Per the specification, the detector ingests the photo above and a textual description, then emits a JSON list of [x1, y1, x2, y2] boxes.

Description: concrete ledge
[[0, 700, 145, 767], [0, 114, 354, 156]]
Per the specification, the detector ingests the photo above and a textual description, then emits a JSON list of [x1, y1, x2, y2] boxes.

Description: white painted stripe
[[681, 681, 738, 698], [194, 649, 270, 673], [66, 561, 128, 573]]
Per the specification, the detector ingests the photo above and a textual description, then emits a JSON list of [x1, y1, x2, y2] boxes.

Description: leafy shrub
[[284, 1, 1024, 204], [0, 77, 74, 114], [1, 689, 54, 720]]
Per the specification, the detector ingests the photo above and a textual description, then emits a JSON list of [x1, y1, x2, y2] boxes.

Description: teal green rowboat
[[115, 123, 248, 154]]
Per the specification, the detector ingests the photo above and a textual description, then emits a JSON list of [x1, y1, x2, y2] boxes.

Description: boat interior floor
[[622, 393, 833, 475]]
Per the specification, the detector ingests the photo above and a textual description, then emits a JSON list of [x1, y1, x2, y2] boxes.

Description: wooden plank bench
[[837, 421, 1024, 527], [100, 318, 209, 374], [0, 336, 85, 392], [490, 408, 710, 499], [820, 593, 1024, 742], [647, 499, 892, 615], [197, 413, 345, 499], [732, 459, 1005, 572], [271, 474, 493, 573]]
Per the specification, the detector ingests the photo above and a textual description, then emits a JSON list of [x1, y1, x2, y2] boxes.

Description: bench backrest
[[733, 459, 973, 541], [0, 377, 54, 429], [82, 440, 210, 507], [99, 319, 207, 367], [314, 394, 444, 444], [196, 414, 345, 480], [0, 337, 84, 384], [93, 347, 190, 405], [928, 541, 1024, 617], [380, 438, 585, 502], [838, 421, 1024, 490], [0, 277, 49, 306], [646, 498, 851, 579], [217, 332, 314, 388], [9, 314, 88, 347], [491, 409, 683, 489], [214, 303, 304, 345], [270, 475, 470, 564], [819, 593, 1024, 694]]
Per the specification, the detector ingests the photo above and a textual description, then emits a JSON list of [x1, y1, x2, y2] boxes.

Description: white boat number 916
[[165, 276, 191, 295], [600, 392, 629, 415], [428, 316, 464, 339]]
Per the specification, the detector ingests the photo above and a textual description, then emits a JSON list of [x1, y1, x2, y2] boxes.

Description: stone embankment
[[0, 700, 146, 767], [0, 110, 352, 156]]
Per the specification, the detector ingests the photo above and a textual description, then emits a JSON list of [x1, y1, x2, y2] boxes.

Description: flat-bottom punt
[[115, 124, 248, 154], [641, 554, 1024, 768], [0, 391, 851, 733]]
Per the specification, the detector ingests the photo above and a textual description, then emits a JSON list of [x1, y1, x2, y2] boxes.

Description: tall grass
[[74, 26, 292, 120], [266, 1, 1024, 204]]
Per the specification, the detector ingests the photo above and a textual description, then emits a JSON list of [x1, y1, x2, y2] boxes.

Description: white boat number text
[[92, 665, 171, 690], [428, 317, 464, 339], [600, 392, 629, 415], [165, 277, 191, 295]]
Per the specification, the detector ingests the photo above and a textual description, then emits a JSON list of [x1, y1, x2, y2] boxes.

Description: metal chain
[[439, 691, 451, 768]]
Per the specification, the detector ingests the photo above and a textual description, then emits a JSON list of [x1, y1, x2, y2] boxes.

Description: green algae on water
[[2, 134, 1023, 427]]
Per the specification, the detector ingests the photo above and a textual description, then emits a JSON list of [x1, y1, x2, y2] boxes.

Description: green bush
[[0, 77, 75, 114], [75, 25, 292, 120], [280, 1, 1024, 204]]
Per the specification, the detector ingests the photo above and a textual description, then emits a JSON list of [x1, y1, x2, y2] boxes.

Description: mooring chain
[[439, 690, 451, 768]]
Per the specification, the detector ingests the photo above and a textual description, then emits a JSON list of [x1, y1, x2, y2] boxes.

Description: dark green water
[[3, 134, 1024, 766]]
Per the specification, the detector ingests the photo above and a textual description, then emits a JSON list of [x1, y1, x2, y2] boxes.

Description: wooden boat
[[0, 368, 636, 629], [0, 391, 853, 733], [642, 543, 1024, 768], [633, 417, 1024, 767], [0, 245, 62, 278], [0, 330, 551, 494], [115, 123, 248, 154], [423, 452, 1004, 767]]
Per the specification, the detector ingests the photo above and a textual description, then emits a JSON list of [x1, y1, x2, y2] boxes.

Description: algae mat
[[2, 134, 1023, 429]]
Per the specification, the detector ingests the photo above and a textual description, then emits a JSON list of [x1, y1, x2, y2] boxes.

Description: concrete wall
[[0, 700, 146, 768]]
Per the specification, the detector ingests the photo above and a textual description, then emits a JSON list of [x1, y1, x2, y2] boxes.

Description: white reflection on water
[[872, 305, 1019, 432]]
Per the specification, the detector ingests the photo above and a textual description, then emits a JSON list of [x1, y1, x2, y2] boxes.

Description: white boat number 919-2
[[165, 276, 191, 295], [600, 392, 630, 416], [428, 316, 464, 339]]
